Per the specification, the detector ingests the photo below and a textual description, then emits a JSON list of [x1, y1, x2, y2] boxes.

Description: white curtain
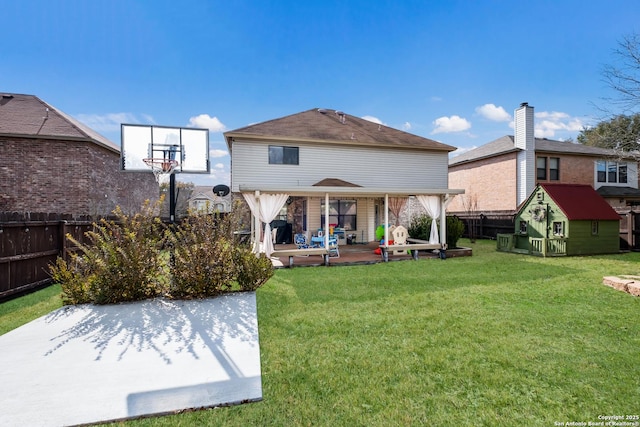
[[417, 195, 441, 244], [242, 193, 289, 258]]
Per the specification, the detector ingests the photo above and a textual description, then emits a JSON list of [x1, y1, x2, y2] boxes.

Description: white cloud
[[75, 112, 153, 132], [362, 115, 384, 125], [187, 114, 226, 132], [475, 104, 511, 122], [214, 162, 225, 169], [210, 149, 228, 158], [402, 122, 411, 131], [534, 111, 585, 138], [431, 115, 471, 134]]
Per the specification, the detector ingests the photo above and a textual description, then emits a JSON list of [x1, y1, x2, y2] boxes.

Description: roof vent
[[2, 94, 14, 99], [335, 110, 346, 124], [317, 108, 329, 114]]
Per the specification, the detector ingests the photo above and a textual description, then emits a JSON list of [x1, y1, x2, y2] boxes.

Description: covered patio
[[239, 185, 464, 267]]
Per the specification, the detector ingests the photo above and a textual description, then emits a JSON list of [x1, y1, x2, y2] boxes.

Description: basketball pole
[[169, 173, 176, 223]]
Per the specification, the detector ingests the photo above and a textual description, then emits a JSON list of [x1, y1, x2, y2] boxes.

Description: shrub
[[49, 256, 92, 305], [234, 249, 274, 291], [407, 215, 431, 241], [407, 215, 466, 248], [167, 212, 237, 299], [49, 200, 168, 305]]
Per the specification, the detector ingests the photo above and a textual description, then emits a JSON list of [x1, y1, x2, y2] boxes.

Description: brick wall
[[1, 136, 159, 215], [448, 152, 518, 213], [535, 153, 595, 186]]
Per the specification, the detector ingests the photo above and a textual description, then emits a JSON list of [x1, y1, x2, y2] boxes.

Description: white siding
[[515, 104, 535, 205], [231, 140, 449, 192]]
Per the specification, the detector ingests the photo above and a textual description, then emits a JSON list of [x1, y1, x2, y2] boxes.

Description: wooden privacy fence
[[453, 213, 515, 240], [0, 212, 95, 300]]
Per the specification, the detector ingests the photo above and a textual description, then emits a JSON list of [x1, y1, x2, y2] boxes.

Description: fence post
[[60, 220, 68, 260]]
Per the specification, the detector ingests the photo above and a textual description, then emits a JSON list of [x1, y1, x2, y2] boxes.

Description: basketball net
[[143, 158, 179, 184]]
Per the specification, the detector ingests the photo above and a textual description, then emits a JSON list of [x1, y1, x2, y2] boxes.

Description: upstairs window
[[537, 157, 547, 180], [549, 157, 560, 180], [269, 145, 299, 165], [598, 161, 628, 184]]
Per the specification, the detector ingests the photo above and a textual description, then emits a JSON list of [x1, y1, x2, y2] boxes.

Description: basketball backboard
[[120, 124, 209, 174]]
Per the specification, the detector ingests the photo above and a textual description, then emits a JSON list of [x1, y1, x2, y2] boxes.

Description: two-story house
[[448, 102, 640, 215], [224, 108, 463, 257]]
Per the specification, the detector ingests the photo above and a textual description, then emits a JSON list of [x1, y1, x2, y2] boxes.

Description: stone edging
[[602, 276, 640, 297]]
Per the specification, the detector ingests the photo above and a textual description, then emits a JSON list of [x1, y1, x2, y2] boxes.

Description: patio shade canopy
[[239, 185, 465, 258]]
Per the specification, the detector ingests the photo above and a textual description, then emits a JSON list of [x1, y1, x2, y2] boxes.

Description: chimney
[[514, 102, 535, 206]]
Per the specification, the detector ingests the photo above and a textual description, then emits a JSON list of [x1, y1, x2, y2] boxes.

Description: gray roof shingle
[[225, 108, 456, 152], [449, 135, 619, 166]]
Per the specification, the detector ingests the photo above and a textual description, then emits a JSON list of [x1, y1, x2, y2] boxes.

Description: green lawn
[[2, 240, 639, 426]]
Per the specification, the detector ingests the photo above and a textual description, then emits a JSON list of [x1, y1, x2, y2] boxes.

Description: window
[[608, 162, 617, 182], [321, 199, 357, 230], [591, 220, 599, 235], [269, 145, 299, 165], [537, 157, 547, 180], [553, 221, 564, 236], [549, 157, 560, 180], [519, 221, 528, 234], [598, 161, 628, 183], [619, 164, 628, 183], [597, 161, 607, 182], [537, 156, 560, 181]]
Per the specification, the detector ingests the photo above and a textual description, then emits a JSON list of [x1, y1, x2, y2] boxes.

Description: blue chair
[[294, 233, 311, 249]]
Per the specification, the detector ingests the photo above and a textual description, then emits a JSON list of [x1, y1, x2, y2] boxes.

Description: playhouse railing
[[530, 237, 567, 256], [497, 234, 567, 257]]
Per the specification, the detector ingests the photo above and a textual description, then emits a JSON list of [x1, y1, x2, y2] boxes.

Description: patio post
[[324, 192, 330, 248], [254, 190, 261, 253], [440, 194, 447, 249], [384, 193, 389, 248]]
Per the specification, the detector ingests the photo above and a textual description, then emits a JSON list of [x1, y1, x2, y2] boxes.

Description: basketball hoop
[[143, 158, 179, 183]]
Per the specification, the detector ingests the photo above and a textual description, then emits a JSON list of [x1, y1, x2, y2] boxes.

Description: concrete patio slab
[[0, 293, 262, 427]]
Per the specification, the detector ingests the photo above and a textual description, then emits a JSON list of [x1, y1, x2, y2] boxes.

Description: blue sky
[[3, 0, 640, 186]]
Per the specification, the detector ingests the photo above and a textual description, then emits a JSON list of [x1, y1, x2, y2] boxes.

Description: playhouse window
[[553, 221, 564, 236], [519, 221, 528, 234], [591, 220, 599, 235]]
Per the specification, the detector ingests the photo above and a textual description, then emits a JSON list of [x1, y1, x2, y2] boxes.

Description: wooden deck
[[270, 241, 471, 268]]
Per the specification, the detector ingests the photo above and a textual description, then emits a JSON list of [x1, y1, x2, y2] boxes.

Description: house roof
[[224, 108, 456, 152], [449, 135, 619, 166], [313, 178, 361, 187], [0, 92, 118, 152], [539, 183, 621, 220], [596, 185, 640, 199]]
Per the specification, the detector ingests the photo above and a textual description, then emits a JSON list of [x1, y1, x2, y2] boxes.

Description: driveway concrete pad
[[0, 293, 262, 427]]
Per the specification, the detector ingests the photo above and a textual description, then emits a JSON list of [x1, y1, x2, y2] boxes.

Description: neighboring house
[[188, 186, 231, 213], [0, 93, 157, 216], [224, 108, 463, 256], [497, 183, 621, 256], [448, 102, 640, 214]]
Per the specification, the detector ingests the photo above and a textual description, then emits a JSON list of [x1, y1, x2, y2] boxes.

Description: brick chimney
[[514, 102, 535, 206]]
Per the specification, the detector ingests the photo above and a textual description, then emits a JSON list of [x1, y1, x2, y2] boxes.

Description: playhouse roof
[[540, 183, 621, 221]]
